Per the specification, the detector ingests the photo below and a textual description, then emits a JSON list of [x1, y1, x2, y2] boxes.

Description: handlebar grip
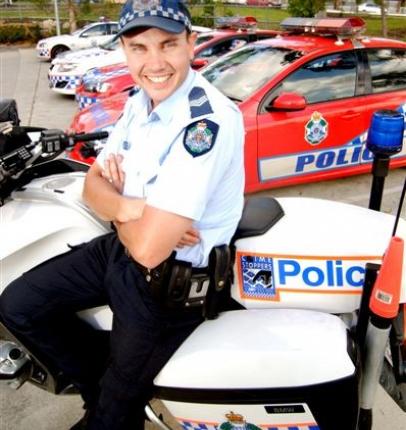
[[73, 131, 109, 142]]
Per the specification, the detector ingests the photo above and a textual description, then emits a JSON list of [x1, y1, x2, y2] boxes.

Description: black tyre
[[51, 45, 69, 60]]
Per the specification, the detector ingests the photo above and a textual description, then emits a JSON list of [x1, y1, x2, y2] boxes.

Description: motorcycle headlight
[[59, 63, 79, 72]]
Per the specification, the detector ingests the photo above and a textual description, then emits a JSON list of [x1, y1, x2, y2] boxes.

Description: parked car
[[68, 17, 406, 193], [36, 21, 119, 60], [48, 38, 125, 95], [74, 17, 278, 109], [358, 2, 382, 14]]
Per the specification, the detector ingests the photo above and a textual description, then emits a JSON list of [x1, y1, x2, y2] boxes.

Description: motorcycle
[[0, 104, 405, 430]]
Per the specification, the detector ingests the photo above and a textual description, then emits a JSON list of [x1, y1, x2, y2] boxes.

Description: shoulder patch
[[188, 86, 213, 118], [183, 119, 219, 157], [128, 85, 140, 97]]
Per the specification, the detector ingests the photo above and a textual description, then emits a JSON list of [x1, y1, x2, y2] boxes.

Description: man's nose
[[145, 48, 166, 69]]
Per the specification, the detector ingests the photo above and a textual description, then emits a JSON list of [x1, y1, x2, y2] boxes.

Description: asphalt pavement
[[0, 47, 405, 430]]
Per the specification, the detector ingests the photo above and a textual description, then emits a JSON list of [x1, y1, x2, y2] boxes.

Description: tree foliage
[[287, 0, 325, 17]]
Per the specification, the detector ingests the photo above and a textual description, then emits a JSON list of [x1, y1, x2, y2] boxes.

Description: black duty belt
[[124, 248, 210, 310]]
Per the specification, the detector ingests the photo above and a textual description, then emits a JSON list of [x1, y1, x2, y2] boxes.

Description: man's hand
[[102, 153, 125, 194], [176, 227, 200, 248], [83, 155, 145, 222]]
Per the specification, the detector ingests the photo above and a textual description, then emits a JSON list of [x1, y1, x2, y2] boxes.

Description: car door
[[256, 50, 368, 188], [360, 47, 406, 166]]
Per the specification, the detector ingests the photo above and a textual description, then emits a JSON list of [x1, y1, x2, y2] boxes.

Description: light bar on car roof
[[215, 16, 257, 30], [280, 17, 366, 37]]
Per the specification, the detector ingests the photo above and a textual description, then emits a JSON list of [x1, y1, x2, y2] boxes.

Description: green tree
[[67, 0, 78, 33], [287, 0, 325, 17]]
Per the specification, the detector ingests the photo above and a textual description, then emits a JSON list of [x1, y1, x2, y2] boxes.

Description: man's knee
[[0, 277, 35, 331]]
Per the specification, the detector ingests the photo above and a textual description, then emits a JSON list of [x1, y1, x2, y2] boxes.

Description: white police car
[[36, 21, 119, 60], [48, 38, 125, 95]]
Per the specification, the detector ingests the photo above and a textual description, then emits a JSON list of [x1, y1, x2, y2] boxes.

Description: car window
[[197, 37, 247, 59], [73, 23, 93, 36], [366, 48, 406, 93], [203, 45, 302, 101], [81, 24, 107, 37], [277, 51, 358, 104], [109, 23, 119, 35]]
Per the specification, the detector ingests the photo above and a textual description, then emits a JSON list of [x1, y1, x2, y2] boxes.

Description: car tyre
[[51, 45, 70, 60]]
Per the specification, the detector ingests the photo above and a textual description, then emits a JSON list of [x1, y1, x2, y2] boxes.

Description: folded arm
[[83, 159, 145, 222]]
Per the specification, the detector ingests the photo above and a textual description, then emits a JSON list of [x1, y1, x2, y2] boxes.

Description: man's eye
[[164, 41, 177, 49]]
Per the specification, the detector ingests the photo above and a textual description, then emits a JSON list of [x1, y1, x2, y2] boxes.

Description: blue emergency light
[[366, 109, 404, 157]]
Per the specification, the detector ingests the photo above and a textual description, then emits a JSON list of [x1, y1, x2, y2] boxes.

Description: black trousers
[[0, 233, 203, 429]]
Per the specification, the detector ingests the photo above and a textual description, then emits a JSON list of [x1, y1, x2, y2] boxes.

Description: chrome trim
[[144, 404, 173, 430]]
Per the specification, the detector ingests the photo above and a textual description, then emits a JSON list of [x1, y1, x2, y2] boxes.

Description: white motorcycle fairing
[[0, 172, 110, 291]]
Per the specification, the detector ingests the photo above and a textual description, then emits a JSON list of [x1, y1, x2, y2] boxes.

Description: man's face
[[121, 27, 197, 108]]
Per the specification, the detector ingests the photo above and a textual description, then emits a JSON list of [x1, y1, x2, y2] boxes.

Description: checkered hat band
[[119, 7, 191, 30]]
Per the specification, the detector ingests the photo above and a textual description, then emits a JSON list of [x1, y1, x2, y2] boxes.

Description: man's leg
[[88, 256, 203, 430], [0, 233, 120, 405]]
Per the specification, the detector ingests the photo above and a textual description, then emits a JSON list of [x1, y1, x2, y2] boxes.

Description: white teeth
[[147, 75, 170, 83]]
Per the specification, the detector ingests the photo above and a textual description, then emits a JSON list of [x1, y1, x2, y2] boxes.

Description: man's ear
[[188, 31, 198, 60]]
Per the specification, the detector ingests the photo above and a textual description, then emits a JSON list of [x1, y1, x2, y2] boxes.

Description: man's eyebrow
[[161, 35, 180, 44], [127, 40, 145, 48]]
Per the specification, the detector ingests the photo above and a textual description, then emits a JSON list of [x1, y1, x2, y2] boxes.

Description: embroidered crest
[[305, 111, 328, 145], [183, 119, 218, 157], [188, 87, 213, 118]]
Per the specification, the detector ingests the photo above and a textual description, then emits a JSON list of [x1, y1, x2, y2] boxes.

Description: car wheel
[[51, 45, 70, 59]]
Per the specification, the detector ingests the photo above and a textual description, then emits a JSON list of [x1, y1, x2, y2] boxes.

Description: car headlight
[[59, 63, 79, 72], [95, 82, 112, 93], [37, 41, 48, 48]]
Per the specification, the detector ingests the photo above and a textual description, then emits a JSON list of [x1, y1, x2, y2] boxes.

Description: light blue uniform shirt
[[97, 69, 245, 267]]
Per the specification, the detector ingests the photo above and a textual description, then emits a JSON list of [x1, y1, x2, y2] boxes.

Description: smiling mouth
[[146, 75, 171, 83]]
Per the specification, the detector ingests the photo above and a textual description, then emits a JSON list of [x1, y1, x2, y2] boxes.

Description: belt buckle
[[185, 274, 210, 307]]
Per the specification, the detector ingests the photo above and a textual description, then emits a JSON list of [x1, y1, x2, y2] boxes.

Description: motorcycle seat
[[232, 196, 284, 242]]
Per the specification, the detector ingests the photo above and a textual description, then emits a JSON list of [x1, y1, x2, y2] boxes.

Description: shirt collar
[[136, 68, 196, 125]]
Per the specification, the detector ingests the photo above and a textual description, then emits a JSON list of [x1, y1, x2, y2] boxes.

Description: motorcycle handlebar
[[0, 128, 110, 182], [70, 131, 109, 143]]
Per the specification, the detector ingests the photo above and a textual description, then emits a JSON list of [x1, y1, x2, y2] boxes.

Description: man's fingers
[[109, 154, 121, 183]]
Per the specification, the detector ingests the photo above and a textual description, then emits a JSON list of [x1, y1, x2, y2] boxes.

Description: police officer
[[0, 1, 245, 429]]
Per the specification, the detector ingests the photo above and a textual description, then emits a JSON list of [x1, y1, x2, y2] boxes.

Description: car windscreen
[[73, 23, 94, 36], [202, 44, 302, 101], [195, 34, 215, 46]]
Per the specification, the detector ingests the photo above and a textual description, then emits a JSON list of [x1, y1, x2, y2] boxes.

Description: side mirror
[[268, 92, 306, 111], [192, 58, 209, 70]]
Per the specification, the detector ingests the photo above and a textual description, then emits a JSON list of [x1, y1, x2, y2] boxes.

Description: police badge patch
[[305, 111, 328, 145], [183, 119, 219, 157]]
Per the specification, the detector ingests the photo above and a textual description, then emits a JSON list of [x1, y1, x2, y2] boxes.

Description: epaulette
[[188, 86, 213, 118], [128, 85, 141, 97]]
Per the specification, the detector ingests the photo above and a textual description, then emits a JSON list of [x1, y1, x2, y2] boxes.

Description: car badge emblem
[[305, 111, 328, 145], [219, 411, 261, 430]]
